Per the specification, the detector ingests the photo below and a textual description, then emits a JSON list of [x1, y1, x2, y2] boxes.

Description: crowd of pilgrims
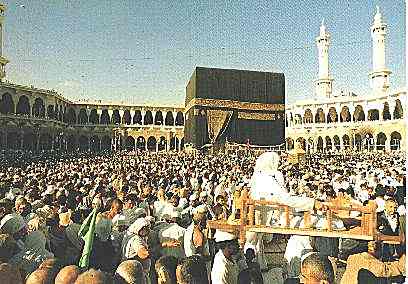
[[0, 149, 405, 284]]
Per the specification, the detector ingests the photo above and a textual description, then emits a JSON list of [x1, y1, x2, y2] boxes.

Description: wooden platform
[[207, 191, 402, 245]]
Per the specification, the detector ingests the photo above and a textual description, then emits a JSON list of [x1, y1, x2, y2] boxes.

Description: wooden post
[[327, 209, 332, 232], [368, 200, 377, 238], [303, 212, 311, 229], [284, 206, 290, 228], [239, 190, 248, 248], [248, 204, 254, 226]]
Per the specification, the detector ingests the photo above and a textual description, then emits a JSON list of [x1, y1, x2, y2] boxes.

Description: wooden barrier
[[208, 193, 402, 245]]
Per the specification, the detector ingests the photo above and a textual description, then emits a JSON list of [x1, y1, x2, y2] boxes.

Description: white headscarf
[[128, 218, 149, 235], [254, 152, 280, 175]]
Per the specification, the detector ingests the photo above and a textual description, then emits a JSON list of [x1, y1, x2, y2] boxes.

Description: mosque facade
[[285, 7, 406, 153]]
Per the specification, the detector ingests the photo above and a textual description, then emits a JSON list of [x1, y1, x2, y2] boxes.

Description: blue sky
[[3, 0, 405, 105]]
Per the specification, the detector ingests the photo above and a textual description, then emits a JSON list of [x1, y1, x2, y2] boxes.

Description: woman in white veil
[[245, 152, 323, 281]]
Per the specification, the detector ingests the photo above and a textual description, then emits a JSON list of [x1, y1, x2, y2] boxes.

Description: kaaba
[[184, 67, 285, 150]]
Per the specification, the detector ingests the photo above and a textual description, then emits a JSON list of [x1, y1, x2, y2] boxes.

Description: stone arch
[[112, 109, 121, 124], [89, 109, 99, 124], [393, 99, 403, 119], [47, 105, 54, 119], [39, 133, 52, 150], [340, 106, 351, 122], [0, 93, 14, 114], [123, 110, 131, 124], [364, 133, 374, 151], [368, 109, 379, 121], [100, 109, 110, 124], [390, 131, 402, 150], [353, 105, 365, 121], [383, 102, 391, 120], [327, 107, 338, 123], [67, 135, 77, 151], [333, 135, 340, 150], [32, 97, 45, 118], [78, 135, 89, 151], [154, 111, 163, 125], [78, 108, 88, 124], [90, 135, 100, 152], [136, 136, 146, 150], [294, 114, 302, 125], [303, 109, 313, 123], [376, 132, 387, 150], [23, 132, 36, 151], [165, 111, 174, 126], [16, 95, 31, 115], [315, 108, 325, 123], [65, 107, 76, 124], [133, 110, 142, 124], [101, 136, 111, 151], [158, 136, 166, 151], [144, 111, 153, 125], [147, 136, 156, 151], [317, 136, 323, 151], [175, 111, 184, 126], [125, 136, 135, 151], [342, 134, 350, 149], [325, 136, 332, 150], [286, 137, 294, 151]]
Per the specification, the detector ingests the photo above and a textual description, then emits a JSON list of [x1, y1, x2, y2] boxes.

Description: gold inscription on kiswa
[[185, 98, 285, 113], [237, 112, 282, 121]]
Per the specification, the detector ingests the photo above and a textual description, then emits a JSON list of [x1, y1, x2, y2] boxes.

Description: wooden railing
[[208, 190, 402, 245]]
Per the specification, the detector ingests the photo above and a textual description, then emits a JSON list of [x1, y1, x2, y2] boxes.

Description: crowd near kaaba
[[0, 148, 405, 284]]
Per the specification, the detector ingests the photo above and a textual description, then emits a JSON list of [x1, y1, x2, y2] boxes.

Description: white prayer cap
[[214, 230, 237, 242], [244, 243, 256, 254], [192, 205, 207, 215], [145, 216, 155, 224], [95, 214, 112, 242], [128, 217, 149, 234], [0, 213, 25, 235], [5, 188, 22, 200], [41, 185, 56, 197], [199, 191, 208, 198], [189, 193, 198, 202]]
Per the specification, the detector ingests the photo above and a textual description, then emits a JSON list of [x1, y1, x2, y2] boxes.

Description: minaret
[[315, 19, 333, 98], [369, 6, 391, 93], [0, 4, 8, 81]]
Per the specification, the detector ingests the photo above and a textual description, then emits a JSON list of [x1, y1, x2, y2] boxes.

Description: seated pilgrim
[[249, 152, 343, 230]]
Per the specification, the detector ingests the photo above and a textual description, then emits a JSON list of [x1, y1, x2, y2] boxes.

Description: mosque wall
[[0, 82, 184, 152], [285, 90, 406, 152]]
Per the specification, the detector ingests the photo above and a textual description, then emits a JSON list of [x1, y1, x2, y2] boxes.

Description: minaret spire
[[0, 3, 8, 81], [314, 19, 333, 98], [369, 5, 391, 93]]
